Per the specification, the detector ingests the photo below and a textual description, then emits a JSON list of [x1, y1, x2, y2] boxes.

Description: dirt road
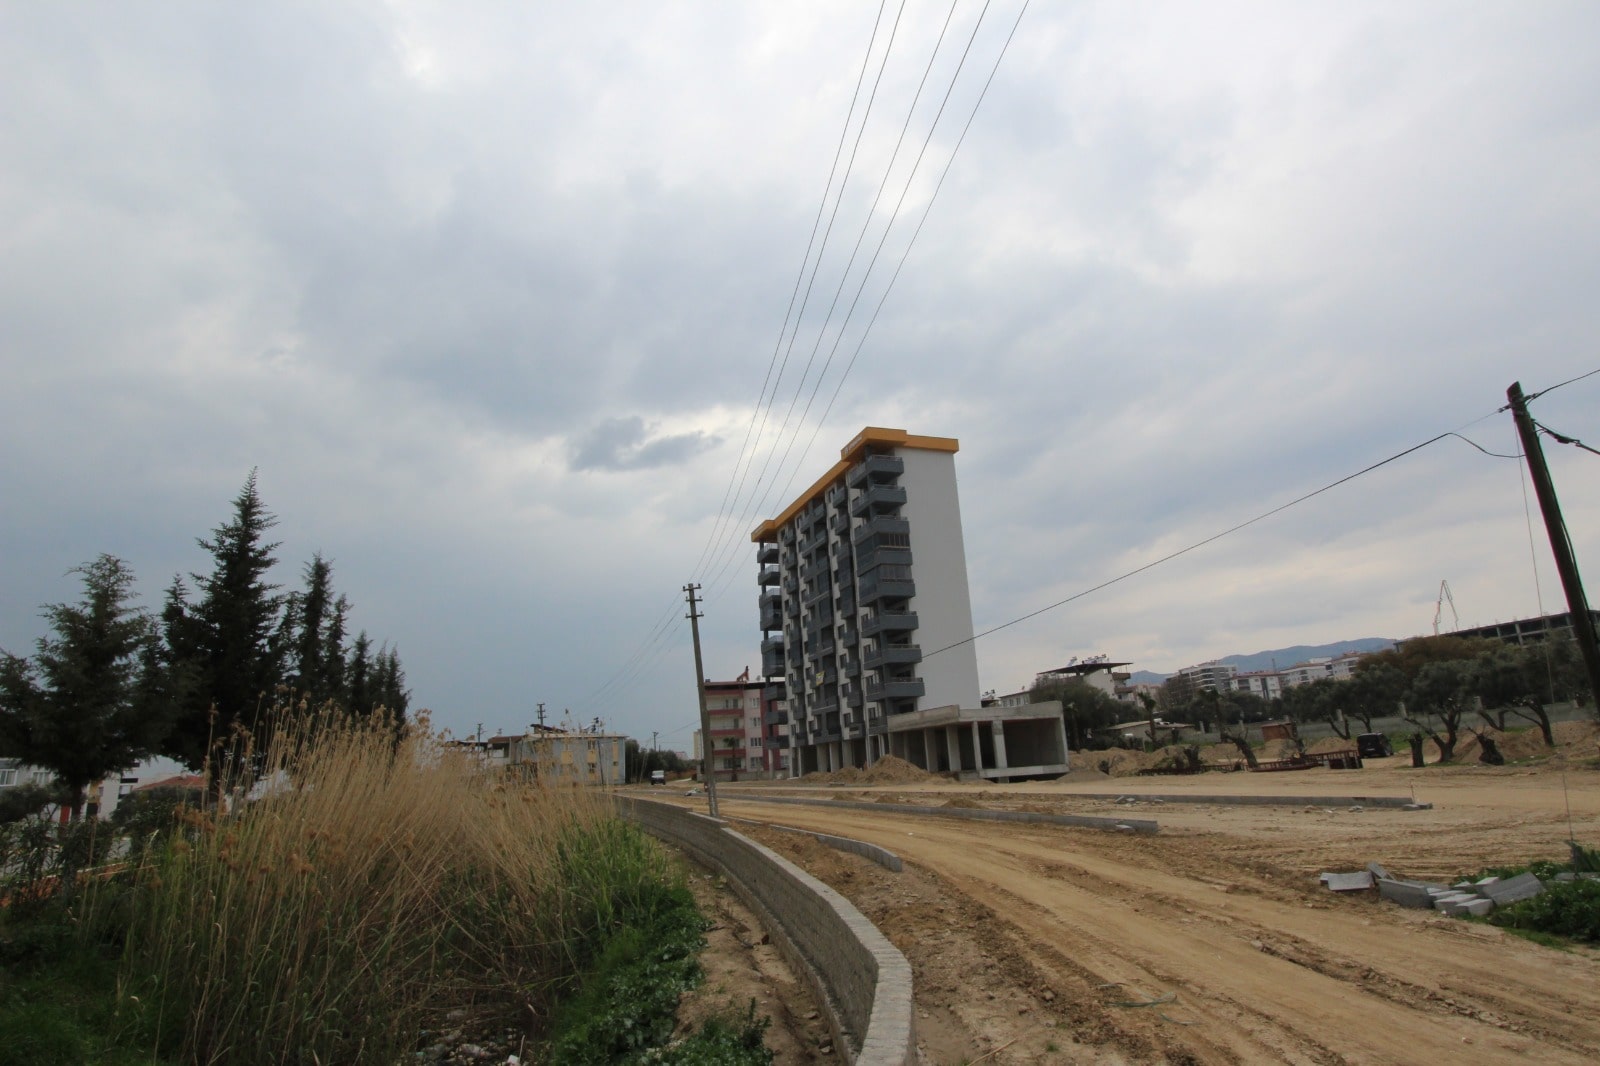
[[674, 759, 1600, 1064]]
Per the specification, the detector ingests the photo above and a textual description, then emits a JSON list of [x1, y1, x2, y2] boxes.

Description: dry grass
[[117, 707, 673, 1065]]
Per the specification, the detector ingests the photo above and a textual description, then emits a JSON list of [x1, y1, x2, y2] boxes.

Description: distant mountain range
[[1128, 637, 1397, 685]]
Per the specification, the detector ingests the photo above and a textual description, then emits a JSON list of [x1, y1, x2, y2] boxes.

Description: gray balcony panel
[[850, 484, 907, 517], [864, 644, 923, 670]]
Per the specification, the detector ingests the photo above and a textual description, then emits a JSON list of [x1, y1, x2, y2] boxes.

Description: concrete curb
[[615, 796, 916, 1066], [714, 791, 1160, 833], [726, 816, 905, 872], [1066, 792, 1427, 809]]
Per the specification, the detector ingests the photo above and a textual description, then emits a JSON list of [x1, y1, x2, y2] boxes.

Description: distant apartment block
[[693, 676, 787, 780], [458, 726, 626, 785], [753, 427, 1066, 781], [1178, 660, 1237, 692], [1227, 671, 1283, 701]]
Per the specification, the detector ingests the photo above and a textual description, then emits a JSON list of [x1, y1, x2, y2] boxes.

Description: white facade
[[1228, 671, 1283, 700], [1178, 661, 1237, 691], [753, 428, 981, 776], [0, 755, 190, 821]]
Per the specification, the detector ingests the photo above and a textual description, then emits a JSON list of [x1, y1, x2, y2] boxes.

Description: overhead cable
[[922, 421, 1504, 660]]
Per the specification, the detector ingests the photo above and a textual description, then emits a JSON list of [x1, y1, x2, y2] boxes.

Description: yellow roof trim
[[750, 427, 959, 541]]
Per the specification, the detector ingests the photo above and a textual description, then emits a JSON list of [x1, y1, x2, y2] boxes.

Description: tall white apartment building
[[754, 428, 1064, 779]]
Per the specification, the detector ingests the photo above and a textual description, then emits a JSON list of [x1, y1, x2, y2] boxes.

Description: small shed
[[1259, 719, 1299, 743]]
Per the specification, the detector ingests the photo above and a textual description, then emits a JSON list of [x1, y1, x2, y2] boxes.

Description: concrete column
[[971, 721, 983, 777], [990, 720, 1010, 784], [922, 729, 936, 771], [944, 724, 961, 774]]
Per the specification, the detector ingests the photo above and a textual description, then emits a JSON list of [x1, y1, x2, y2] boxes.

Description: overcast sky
[[3, 1, 1597, 750]]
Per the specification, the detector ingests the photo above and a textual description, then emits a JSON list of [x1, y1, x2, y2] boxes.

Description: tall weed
[[118, 707, 676, 1065]]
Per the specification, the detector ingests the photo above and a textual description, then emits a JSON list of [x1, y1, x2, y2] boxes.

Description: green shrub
[[0, 1000, 84, 1065], [547, 882, 709, 1064], [1489, 879, 1600, 944], [656, 1001, 774, 1066]]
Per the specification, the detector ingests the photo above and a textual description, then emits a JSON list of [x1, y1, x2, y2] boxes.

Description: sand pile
[[860, 755, 939, 784], [1306, 735, 1360, 755], [1258, 738, 1299, 761], [1423, 717, 1599, 763]]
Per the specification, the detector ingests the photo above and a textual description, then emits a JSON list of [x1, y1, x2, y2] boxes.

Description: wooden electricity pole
[[1508, 380, 1600, 710], [684, 583, 719, 817]]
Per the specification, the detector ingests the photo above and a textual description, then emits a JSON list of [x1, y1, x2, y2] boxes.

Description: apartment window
[[0, 769, 16, 786], [33, 770, 52, 785], [750, 737, 763, 747]]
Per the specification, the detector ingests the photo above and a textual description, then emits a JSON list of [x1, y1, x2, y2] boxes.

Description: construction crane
[[1433, 580, 1459, 636]]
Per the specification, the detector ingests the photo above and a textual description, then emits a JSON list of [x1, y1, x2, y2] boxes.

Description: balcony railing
[[866, 676, 925, 701], [853, 515, 910, 545], [861, 610, 918, 636], [847, 453, 904, 488], [856, 547, 912, 575], [858, 575, 915, 603], [850, 483, 907, 517], [757, 542, 779, 565], [864, 644, 923, 670], [757, 567, 780, 586]]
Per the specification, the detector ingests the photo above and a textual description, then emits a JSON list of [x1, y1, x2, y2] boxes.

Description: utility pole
[[1508, 381, 1600, 710], [684, 583, 719, 817], [535, 702, 547, 730]]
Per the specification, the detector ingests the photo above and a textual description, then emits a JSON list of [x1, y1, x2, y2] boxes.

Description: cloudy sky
[[3, 1, 1597, 750]]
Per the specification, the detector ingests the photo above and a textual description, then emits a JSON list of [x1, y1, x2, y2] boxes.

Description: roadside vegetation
[[1, 710, 771, 1064], [1104, 634, 1595, 765], [1472, 844, 1600, 948]]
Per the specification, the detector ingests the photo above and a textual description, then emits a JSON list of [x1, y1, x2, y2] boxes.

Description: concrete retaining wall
[[615, 796, 915, 1065]]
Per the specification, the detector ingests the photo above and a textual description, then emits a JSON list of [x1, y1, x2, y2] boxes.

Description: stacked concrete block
[[1358, 866, 1547, 917]]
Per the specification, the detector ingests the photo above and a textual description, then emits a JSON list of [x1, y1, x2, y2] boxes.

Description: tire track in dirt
[[713, 798, 1600, 1065]]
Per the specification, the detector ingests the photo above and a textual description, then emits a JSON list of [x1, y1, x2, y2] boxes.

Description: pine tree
[[346, 631, 373, 717], [0, 556, 173, 819], [322, 594, 349, 700], [161, 472, 287, 768], [288, 554, 342, 706], [373, 644, 410, 724]]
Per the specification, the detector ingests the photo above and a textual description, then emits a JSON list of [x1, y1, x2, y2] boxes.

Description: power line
[[922, 420, 1504, 660], [579, 1, 1035, 714], [697, 0, 981, 605], [692, 1, 913, 593], [1536, 421, 1600, 457], [583, 5, 905, 714], [701, 0, 1031, 607], [752, 0, 1034, 537], [1526, 367, 1600, 402], [687, 0, 897, 583]]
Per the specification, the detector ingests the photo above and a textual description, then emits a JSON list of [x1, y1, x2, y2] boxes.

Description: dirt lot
[[657, 727, 1600, 1064]]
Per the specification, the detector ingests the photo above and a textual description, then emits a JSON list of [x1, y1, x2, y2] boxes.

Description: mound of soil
[[860, 755, 939, 784], [1421, 717, 1599, 764]]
